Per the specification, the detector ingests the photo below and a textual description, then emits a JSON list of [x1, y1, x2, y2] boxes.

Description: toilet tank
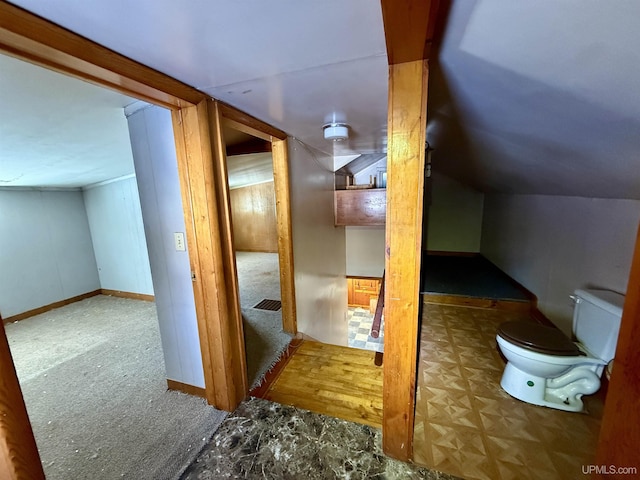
[[572, 289, 625, 361]]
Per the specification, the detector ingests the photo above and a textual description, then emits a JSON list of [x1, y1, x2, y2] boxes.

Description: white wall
[[347, 159, 386, 277], [426, 172, 484, 252], [345, 226, 385, 277], [353, 159, 386, 186], [289, 139, 348, 345], [126, 104, 204, 388], [0, 189, 100, 317], [83, 176, 153, 295], [482, 193, 640, 334]]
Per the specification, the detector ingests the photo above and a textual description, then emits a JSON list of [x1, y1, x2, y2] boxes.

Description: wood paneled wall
[[230, 181, 278, 253]]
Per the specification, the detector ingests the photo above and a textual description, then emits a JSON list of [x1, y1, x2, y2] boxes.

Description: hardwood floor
[[261, 341, 383, 428]]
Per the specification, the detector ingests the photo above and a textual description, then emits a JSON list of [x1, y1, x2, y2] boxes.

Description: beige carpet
[[5, 295, 227, 480], [235, 251, 293, 388]]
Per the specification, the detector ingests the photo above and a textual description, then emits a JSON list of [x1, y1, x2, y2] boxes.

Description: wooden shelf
[[335, 188, 386, 226]]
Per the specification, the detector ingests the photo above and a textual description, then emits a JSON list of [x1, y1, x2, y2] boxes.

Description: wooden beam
[[0, 318, 45, 480], [171, 101, 248, 410], [383, 59, 429, 461], [380, 0, 441, 64], [218, 102, 287, 141], [594, 224, 640, 475], [271, 138, 298, 334], [0, 1, 204, 108]]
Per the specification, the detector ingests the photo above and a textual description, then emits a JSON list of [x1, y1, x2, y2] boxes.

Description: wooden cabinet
[[348, 277, 382, 311], [335, 189, 386, 226]]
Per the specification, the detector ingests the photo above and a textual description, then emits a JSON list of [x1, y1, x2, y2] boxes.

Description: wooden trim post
[[383, 59, 429, 461], [171, 101, 248, 410], [594, 224, 640, 474], [271, 138, 297, 334], [0, 319, 45, 480]]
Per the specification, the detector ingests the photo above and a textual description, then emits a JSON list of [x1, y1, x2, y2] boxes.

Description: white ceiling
[[0, 54, 137, 188], [3, 0, 640, 198], [429, 0, 640, 199]]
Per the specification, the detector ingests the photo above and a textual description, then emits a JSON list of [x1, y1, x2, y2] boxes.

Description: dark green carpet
[[421, 255, 529, 301]]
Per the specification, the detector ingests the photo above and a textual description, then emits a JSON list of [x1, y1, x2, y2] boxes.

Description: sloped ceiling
[[3, 0, 640, 198], [429, 0, 640, 199]]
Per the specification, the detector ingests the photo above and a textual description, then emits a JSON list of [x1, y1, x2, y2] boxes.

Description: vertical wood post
[[594, 224, 640, 474], [171, 100, 248, 411], [383, 59, 429, 461], [0, 319, 45, 480], [271, 138, 298, 334]]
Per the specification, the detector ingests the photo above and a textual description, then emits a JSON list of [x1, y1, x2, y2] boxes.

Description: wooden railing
[[371, 272, 385, 366]]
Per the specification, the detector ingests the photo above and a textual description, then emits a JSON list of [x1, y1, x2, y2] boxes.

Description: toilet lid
[[497, 321, 582, 356]]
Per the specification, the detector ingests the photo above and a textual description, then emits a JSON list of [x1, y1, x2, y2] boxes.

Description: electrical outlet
[[174, 232, 186, 252]]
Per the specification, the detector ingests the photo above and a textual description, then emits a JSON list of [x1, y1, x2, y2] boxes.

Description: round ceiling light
[[323, 122, 350, 141]]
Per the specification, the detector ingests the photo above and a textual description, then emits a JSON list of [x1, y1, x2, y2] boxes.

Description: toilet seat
[[497, 321, 582, 356]]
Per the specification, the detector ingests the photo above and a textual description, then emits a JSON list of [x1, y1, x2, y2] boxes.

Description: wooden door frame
[[380, 0, 440, 461], [0, 6, 297, 474], [215, 103, 297, 335]]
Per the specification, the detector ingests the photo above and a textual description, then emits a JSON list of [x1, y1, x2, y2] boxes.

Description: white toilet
[[496, 289, 624, 412]]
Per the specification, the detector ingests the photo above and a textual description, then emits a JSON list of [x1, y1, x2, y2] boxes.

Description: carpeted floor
[[421, 255, 529, 301], [5, 295, 227, 480], [236, 251, 293, 388]]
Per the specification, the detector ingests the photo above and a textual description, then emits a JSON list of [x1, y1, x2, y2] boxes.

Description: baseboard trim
[[3, 290, 101, 324], [425, 250, 479, 257], [167, 379, 206, 398], [101, 289, 155, 302], [3, 289, 155, 324], [422, 293, 531, 312]]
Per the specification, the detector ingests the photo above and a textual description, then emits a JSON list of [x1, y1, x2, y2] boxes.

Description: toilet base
[[500, 362, 590, 412]]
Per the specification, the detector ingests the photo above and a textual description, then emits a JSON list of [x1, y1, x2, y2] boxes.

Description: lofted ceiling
[[2, 0, 640, 199], [429, 0, 640, 199]]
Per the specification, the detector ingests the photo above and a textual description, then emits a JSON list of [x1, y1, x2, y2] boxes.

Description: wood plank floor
[[262, 341, 383, 428]]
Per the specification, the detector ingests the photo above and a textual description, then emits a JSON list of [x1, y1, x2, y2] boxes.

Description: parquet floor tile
[[413, 300, 603, 480]]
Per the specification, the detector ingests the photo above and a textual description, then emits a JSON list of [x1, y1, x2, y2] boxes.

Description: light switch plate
[[174, 232, 186, 251]]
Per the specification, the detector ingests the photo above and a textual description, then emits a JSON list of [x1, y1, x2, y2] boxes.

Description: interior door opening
[[220, 124, 293, 388], [0, 53, 217, 479]]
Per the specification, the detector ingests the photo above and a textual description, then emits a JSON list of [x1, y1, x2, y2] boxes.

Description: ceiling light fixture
[[323, 122, 350, 141]]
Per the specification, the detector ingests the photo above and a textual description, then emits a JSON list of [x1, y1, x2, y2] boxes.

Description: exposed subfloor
[[413, 300, 603, 480], [181, 397, 458, 480]]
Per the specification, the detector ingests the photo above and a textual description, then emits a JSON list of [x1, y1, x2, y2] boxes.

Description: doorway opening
[[0, 53, 224, 479], [221, 124, 293, 388]]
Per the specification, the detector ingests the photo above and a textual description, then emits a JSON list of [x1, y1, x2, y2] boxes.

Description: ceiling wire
[[292, 137, 336, 174]]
